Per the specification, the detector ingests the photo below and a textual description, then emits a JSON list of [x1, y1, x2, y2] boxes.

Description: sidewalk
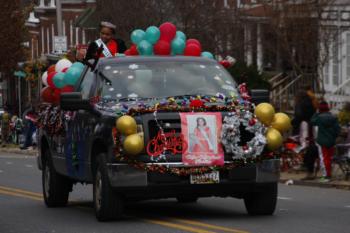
[[280, 171, 350, 190], [0, 144, 37, 156]]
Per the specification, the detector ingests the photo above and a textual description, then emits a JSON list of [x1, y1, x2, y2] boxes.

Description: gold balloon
[[254, 103, 275, 126], [271, 112, 291, 133], [266, 128, 283, 151], [116, 115, 137, 135], [123, 134, 144, 155]]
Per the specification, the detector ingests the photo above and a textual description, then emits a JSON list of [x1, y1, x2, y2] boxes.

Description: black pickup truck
[[37, 56, 279, 221]]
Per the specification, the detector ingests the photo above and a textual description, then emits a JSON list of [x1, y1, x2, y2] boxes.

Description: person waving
[[85, 21, 126, 61]]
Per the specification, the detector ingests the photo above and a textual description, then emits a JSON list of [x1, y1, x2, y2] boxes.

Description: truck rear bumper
[[107, 159, 280, 196]]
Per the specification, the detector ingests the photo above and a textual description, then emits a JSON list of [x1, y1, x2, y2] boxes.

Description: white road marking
[[25, 164, 33, 168], [6, 162, 13, 165], [345, 205, 350, 208], [278, 196, 292, 200], [0, 170, 3, 173]]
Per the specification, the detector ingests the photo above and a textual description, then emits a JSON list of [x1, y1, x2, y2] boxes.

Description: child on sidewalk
[[311, 101, 340, 182]]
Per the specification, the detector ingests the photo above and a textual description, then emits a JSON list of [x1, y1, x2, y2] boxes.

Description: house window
[[333, 39, 339, 86]]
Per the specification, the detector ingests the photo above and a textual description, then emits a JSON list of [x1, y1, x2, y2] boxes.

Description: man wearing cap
[[311, 101, 340, 181], [85, 21, 126, 61]]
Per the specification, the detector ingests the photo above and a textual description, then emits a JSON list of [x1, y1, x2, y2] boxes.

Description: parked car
[[37, 56, 279, 221]]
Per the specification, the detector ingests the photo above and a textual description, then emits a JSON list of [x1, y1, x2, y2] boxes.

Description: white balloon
[[42, 71, 48, 86], [55, 59, 72, 72]]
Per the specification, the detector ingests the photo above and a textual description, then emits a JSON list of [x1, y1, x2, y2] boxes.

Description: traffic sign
[[54, 36, 67, 54]]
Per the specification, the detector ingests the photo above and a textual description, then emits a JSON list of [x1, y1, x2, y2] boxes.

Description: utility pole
[[56, 0, 63, 36]]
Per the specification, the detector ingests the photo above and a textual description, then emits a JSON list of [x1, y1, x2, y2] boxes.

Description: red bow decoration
[[189, 99, 204, 108]]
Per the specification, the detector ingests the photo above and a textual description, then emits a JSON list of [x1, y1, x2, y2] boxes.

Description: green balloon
[[131, 29, 145, 45], [137, 40, 153, 56], [171, 38, 185, 55], [201, 51, 214, 59], [175, 31, 186, 41], [145, 26, 160, 44]]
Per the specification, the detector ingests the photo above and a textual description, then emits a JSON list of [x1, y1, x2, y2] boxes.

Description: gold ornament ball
[[123, 134, 144, 155], [266, 128, 283, 151], [254, 103, 275, 126], [116, 115, 137, 135], [271, 112, 291, 133]]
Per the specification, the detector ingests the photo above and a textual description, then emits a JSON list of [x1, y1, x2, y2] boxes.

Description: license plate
[[190, 171, 220, 184]]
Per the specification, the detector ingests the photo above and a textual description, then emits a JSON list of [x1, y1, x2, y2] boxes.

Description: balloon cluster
[[116, 115, 144, 155], [254, 103, 291, 151], [125, 22, 214, 59], [40, 59, 84, 104]]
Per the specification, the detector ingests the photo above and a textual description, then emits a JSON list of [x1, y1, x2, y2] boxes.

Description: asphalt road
[[0, 153, 349, 233]]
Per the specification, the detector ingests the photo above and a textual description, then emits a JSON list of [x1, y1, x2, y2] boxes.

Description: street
[[0, 153, 349, 233]]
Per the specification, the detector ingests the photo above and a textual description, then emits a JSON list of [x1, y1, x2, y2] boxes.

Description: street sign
[[54, 36, 67, 54], [14, 71, 26, 78]]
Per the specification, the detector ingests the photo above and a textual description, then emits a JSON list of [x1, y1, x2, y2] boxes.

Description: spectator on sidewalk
[[1, 110, 11, 146], [292, 90, 316, 149], [20, 110, 37, 150], [311, 101, 341, 182]]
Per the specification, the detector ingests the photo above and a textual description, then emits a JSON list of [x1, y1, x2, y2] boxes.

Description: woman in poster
[[191, 117, 215, 153]]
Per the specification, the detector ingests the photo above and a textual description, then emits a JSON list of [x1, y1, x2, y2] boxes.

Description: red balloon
[[219, 60, 231, 68], [186, 39, 201, 50], [129, 44, 139, 55], [62, 67, 69, 73], [52, 88, 61, 104], [47, 72, 57, 88], [124, 49, 131, 56], [184, 43, 201, 56], [159, 22, 176, 42], [47, 65, 56, 74], [40, 86, 54, 103], [61, 85, 74, 93], [154, 40, 171, 55]]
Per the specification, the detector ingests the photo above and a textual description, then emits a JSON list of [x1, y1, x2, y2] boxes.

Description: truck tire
[[176, 196, 198, 203], [42, 149, 72, 207], [93, 154, 123, 221], [244, 183, 277, 215]]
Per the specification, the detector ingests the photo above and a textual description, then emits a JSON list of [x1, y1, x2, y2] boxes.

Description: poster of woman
[[180, 112, 224, 166]]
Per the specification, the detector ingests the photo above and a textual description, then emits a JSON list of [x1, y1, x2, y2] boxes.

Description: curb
[[0, 148, 38, 156], [279, 179, 350, 190]]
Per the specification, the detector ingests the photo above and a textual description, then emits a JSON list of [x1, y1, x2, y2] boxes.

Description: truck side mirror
[[250, 89, 270, 104], [60, 92, 92, 111]]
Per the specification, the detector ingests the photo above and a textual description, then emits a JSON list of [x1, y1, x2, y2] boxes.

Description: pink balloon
[[159, 22, 176, 42]]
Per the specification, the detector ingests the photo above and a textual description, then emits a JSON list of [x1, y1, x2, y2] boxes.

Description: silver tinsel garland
[[221, 111, 267, 159]]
